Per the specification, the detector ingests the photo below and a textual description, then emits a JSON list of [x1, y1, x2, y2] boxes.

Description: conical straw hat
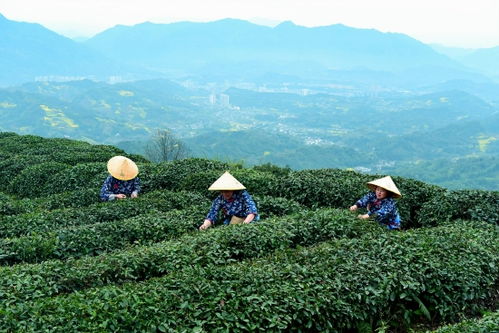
[[107, 156, 139, 181], [367, 176, 402, 198], [208, 171, 246, 191]]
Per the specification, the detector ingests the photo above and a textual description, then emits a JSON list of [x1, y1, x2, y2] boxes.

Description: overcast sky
[[2, 0, 498, 48]]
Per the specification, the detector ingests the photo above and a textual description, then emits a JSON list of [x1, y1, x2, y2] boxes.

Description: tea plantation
[[0, 132, 497, 332]]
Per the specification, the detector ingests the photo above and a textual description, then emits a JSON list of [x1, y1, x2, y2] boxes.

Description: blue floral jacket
[[206, 190, 259, 225], [356, 192, 401, 229], [100, 176, 141, 201]]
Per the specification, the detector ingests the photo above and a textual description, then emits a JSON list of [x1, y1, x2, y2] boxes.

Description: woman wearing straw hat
[[199, 171, 258, 230], [349, 176, 402, 230], [100, 156, 141, 201]]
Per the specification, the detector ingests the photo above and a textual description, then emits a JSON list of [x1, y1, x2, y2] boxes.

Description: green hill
[[2, 80, 499, 190], [0, 133, 496, 331]]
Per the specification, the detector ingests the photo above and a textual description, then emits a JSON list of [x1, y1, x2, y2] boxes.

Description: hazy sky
[[2, 0, 498, 48]]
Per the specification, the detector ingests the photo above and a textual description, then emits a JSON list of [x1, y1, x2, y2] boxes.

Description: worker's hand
[[357, 214, 370, 220], [116, 194, 126, 199], [349, 205, 358, 211], [199, 220, 212, 230], [130, 192, 138, 198], [243, 213, 255, 224]]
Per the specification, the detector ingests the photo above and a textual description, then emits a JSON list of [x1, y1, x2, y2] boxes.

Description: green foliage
[[0, 192, 34, 216], [0, 208, 205, 265], [8, 162, 71, 198], [275, 169, 370, 208], [32, 188, 101, 210], [0, 155, 49, 187], [43, 162, 107, 195], [253, 195, 303, 219], [230, 168, 280, 197], [0, 221, 496, 332], [427, 310, 499, 332], [0, 134, 130, 165], [394, 176, 446, 228], [418, 190, 499, 226], [137, 158, 231, 192], [0, 190, 209, 238], [0, 134, 497, 332], [0, 209, 378, 303], [0, 131, 18, 139], [252, 162, 292, 177]]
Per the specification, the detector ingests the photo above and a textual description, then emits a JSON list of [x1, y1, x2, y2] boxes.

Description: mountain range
[[1, 14, 498, 87], [0, 13, 498, 190]]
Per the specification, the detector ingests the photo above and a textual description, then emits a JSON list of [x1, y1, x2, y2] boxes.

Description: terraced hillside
[[0, 132, 497, 332]]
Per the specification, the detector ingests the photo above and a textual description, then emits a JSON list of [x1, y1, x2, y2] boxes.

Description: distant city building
[[209, 94, 217, 105], [209, 93, 230, 107], [35, 75, 91, 82], [218, 93, 230, 107]]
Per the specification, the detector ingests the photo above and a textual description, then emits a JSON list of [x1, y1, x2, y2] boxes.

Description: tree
[[145, 129, 190, 162]]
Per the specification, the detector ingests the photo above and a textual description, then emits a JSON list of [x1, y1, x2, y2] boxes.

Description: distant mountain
[[421, 79, 499, 102], [0, 14, 156, 86], [430, 43, 499, 79], [85, 19, 467, 80], [429, 44, 476, 59], [459, 46, 499, 77], [1, 14, 493, 88]]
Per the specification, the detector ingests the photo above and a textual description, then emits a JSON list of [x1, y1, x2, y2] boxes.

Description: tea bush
[[0, 221, 495, 332], [32, 188, 101, 210], [253, 195, 303, 219], [8, 162, 71, 198], [0, 207, 206, 265], [0, 190, 210, 238], [0, 134, 138, 165], [42, 162, 108, 195], [418, 190, 499, 226], [393, 176, 445, 228], [0, 209, 378, 303], [142, 158, 232, 192], [427, 310, 499, 332], [0, 155, 49, 187], [275, 169, 371, 208], [0, 192, 34, 216]]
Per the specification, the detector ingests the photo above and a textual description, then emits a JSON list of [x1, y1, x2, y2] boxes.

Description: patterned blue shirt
[[356, 192, 401, 229], [206, 190, 259, 224], [100, 175, 141, 201]]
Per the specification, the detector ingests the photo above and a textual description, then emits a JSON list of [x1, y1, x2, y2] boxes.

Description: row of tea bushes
[[0, 207, 206, 265], [4, 161, 498, 230], [0, 134, 146, 192], [177, 167, 499, 228], [0, 133, 146, 166], [0, 188, 101, 216], [1, 134, 497, 229], [1, 221, 496, 332], [0, 190, 210, 238], [142, 165, 446, 228], [427, 310, 498, 332], [0, 194, 304, 265], [0, 209, 379, 303], [418, 189, 499, 226]]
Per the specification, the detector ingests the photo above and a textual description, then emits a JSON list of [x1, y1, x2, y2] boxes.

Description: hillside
[[2, 79, 499, 190], [0, 133, 496, 331]]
